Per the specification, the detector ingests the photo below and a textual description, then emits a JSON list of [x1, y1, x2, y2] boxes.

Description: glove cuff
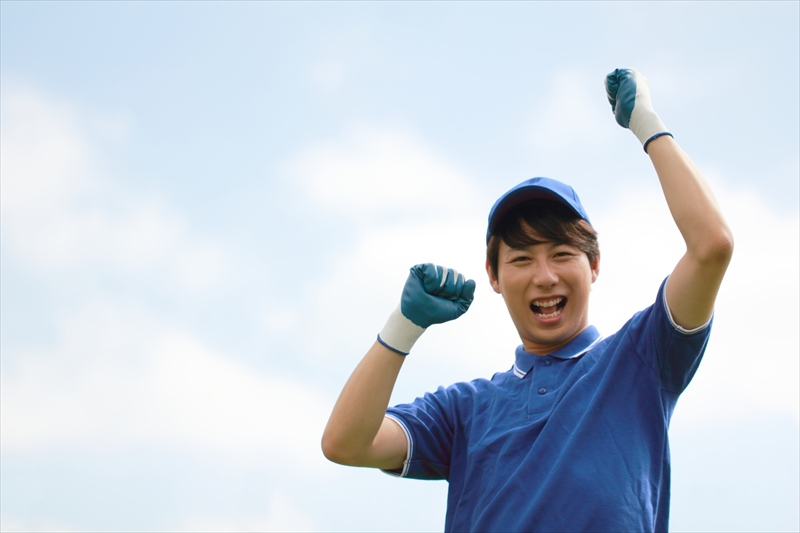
[[378, 305, 426, 356], [630, 108, 669, 150], [642, 131, 674, 153]]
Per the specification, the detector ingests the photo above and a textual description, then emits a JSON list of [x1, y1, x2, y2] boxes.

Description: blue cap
[[486, 177, 591, 244]]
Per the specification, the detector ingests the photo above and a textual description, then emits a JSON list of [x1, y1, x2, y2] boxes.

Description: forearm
[[322, 341, 405, 465], [647, 135, 734, 262]]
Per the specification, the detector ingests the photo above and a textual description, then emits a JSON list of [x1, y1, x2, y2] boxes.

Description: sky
[[1, 1, 798, 532]]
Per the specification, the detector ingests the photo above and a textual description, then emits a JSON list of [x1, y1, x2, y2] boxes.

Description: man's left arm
[[648, 135, 733, 329], [606, 68, 733, 330]]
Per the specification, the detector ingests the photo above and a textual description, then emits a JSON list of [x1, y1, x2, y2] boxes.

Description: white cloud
[[284, 123, 480, 220], [176, 492, 318, 532], [0, 517, 74, 533], [0, 300, 333, 471], [3, 492, 320, 533], [641, 64, 735, 104], [0, 84, 232, 290], [524, 67, 616, 155]]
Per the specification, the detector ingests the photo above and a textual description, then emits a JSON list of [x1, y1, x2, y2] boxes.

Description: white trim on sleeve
[[382, 414, 413, 478], [662, 277, 712, 334]]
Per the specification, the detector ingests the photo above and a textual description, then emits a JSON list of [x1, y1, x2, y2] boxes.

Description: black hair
[[487, 199, 599, 277]]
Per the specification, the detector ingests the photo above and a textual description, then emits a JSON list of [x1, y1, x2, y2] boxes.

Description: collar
[[512, 325, 602, 379]]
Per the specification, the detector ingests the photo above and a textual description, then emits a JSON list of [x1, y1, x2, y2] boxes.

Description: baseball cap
[[486, 177, 591, 244]]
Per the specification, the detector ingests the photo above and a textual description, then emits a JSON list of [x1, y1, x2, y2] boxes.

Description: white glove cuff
[[377, 305, 426, 356], [630, 108, 670, 151]]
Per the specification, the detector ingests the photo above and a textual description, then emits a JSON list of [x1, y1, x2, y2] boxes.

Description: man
[[322, 68, 733, 532]]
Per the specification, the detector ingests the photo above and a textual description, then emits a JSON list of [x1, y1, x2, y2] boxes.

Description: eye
[[506, 253, 531, 264]]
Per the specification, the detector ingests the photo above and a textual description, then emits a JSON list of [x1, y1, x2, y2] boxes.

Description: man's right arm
[[321, 263, 475, 470], [321, 340, 409, 470]]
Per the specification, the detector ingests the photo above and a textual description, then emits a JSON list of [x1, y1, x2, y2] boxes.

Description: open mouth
[[530, 297, 566, 319]]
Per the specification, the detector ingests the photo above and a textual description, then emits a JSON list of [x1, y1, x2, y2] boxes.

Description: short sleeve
[[383, 385, 458, 480], [633, 277, 713, 394]]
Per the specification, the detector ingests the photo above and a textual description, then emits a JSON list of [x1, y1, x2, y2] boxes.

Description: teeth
[[532, 297, 564, 319], [533, 297, 563, 307], [536, 309, 561, 319]]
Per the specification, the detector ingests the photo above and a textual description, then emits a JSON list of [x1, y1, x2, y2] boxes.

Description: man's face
[[487, 232, 599, 355]]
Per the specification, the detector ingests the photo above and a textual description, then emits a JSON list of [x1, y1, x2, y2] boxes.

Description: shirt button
[[544, 361, 552, 366], [538, 387, 547, 394]]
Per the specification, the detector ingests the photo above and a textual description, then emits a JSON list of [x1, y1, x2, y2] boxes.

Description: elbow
[[695, 226, 734, 267], [320, 430, 342, 464], [712, 228, 735, 264], [321, 430, 360, 466]]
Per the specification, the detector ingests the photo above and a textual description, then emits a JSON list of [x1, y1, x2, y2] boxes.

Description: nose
[[532, 261, 558, 288]]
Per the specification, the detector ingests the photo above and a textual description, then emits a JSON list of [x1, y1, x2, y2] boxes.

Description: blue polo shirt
[[385, 278, 711, 532]]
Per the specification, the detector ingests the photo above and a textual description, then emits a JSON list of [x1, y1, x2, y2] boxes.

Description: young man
[[322, 68, 733, 532]]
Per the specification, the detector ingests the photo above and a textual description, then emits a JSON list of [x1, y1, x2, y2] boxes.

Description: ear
[[486, 260, 501, 294], [590, 253, 600, 283]]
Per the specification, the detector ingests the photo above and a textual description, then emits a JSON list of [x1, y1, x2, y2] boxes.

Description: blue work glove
[[605, 68, 672, 152], [378, 263, 476, 355]]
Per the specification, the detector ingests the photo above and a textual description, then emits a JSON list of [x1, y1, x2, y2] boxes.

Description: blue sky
[[1, 2, 798, 531]]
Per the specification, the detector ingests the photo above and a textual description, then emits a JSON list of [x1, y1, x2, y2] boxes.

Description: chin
[[527, 322, 582, 347]]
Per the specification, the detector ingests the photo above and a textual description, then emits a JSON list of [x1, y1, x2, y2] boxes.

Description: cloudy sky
[[1, 2, 798, 532]]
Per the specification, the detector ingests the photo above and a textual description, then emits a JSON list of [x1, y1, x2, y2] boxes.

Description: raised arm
[[606, 68, 733, 330], [321, 264, 475, 469], [647, 136, 733, 329]]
